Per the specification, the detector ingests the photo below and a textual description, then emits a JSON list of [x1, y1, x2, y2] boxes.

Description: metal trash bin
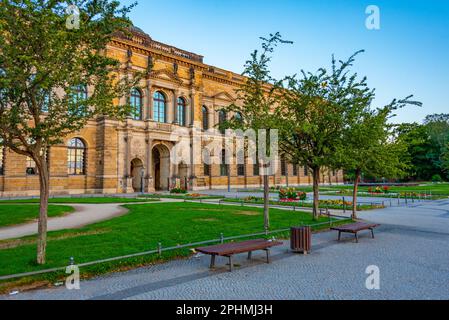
[[290, 226, 312, 254]]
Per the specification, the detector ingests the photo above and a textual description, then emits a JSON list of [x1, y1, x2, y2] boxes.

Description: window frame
[[177, 97, 186, 126], [202, 106, 209, 130], [130, 88, 143, 120], [67, 138, 87, 176], [153, 91, 167, 123]]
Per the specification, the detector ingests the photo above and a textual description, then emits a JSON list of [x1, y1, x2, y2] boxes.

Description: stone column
[[125, 134, 134, 193], [146, 79, 153, 120], [145, 137, 154, 192], [189, 90, 196, 127], [173, 89, 179, 124]]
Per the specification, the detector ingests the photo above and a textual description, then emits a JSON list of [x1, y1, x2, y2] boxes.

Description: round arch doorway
[[130, 158, 145, 193], [152, 144, 171, 191]]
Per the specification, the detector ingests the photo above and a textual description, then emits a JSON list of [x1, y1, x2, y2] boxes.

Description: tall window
[[70, 84, 88, 115], [68, 138, 86, 175], [202, 106, 209, 130], [293, 164, 298, 176], [26, 157, 37, 175], [130, 88, 143, 120], [177, 97, 186, 126], [0, 142, 4, 175], [220, 149, 228, 176], [41, 92, 51, 113], [253, 161, 260, 176], [153, 91, 166, 123], [218, 110, 227, 134], [281, 158, 287, 176], [304, 166, 309, 176]]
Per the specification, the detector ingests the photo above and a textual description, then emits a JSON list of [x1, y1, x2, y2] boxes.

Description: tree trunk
[[312, 167, 320, 220], [263, 172, 270, 233], [352, 169, 361, 220], [36, 156, 50, 265]]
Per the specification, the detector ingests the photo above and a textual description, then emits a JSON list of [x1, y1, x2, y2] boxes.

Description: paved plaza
[[2, 198, 449, 300]]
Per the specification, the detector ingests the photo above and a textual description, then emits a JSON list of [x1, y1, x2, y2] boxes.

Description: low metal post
[[343, 197, 346, 213], [157, 242, 162, 256], [220, 233, 224, 244]]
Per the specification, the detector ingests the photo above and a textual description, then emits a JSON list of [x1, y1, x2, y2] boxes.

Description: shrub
[[431, 174, 443, 183], [170, 187, 187, 194]]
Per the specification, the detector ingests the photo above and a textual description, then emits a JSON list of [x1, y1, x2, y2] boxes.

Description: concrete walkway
[[0, 200, 182, 241]]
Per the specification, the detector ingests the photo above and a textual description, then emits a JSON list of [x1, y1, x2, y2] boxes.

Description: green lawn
[[0, 205, 74, 228], [0, 202, 350, 289], [0, 197, 159, 204]]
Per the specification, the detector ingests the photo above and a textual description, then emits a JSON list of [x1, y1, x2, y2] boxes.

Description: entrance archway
[[152, 144, 170, 191], [131, 158, 144, 193]]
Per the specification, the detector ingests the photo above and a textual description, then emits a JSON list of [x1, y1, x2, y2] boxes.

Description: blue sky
[[120, 0, 449, 124]]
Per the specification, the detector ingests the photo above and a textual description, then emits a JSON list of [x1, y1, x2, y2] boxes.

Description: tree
[[222, 33, 292, 232], [276, 51, 371, 220], [339, 103, 418, 219], [0, 0, 139, 264]]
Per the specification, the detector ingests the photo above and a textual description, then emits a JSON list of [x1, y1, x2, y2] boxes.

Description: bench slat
[[196, 239, 282, 256], [331, 222, 379, 233]]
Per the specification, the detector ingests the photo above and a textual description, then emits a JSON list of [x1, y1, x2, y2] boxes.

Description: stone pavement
[[2, 199, 449, 300]]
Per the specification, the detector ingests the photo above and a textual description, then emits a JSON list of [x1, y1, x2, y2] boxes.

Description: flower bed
[[279, 188, 307, 202]]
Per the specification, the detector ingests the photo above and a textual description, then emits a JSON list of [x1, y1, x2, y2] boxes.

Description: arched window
[[130, 88, 143, 120], [0, 140, 4, 175], [234, 112, 243, 123], [177, 97, 186, 126], [218, 110, 227, 134], [68, 138, 86, 175], [202, 106, 209, 130], [153, 91, 166, 123]]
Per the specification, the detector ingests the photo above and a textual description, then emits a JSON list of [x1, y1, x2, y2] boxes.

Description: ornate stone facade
[[0, 27, 343, 196]]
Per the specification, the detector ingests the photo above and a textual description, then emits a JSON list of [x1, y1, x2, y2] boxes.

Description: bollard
[[157, 242, 162, 256], [220, 233, 224, 244]]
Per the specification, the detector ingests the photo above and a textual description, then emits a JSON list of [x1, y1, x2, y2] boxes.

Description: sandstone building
[[0, 27, 343, 197]]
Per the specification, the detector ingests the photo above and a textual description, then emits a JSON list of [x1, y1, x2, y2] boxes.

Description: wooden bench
[[196, 239, 283, 272], [331, 222, 380, 243]]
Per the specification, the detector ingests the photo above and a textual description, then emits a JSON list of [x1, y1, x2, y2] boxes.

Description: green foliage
[[0, 0, 140, 161], [396, 114, 449, 181], [431, 174, 443, 183]]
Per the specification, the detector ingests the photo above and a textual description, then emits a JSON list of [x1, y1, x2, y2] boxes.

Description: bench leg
[[265, 249, 271, 264], [247, 251, 252, 260], [354, 232, 359, 243], [371, 228, 375, 239], [228, 255, 233, 272], [338, 231, 342, 241], [210, 255, 216, 269]]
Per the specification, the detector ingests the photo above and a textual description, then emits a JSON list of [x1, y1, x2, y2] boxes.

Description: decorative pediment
[[149, 69, 183, 85], [213, 91, 235, 102]]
